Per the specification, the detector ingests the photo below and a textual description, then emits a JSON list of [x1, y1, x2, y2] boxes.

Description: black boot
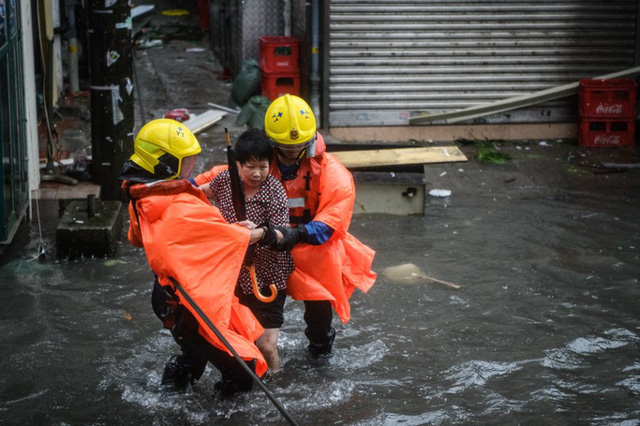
[[212, 360, 256, 399], [161, 355, 196, 392], [306, 327, 335, 358], [303, 301, 335, 358]]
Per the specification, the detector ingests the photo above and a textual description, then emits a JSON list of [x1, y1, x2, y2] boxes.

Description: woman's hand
[[237, 220, 257, 230], [249, 227, 265, 245], [198, 183, 212, 197]]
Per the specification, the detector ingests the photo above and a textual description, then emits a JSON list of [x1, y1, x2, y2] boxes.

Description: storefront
[[0, 0, 29, 244], [326, 1, 639, 129]]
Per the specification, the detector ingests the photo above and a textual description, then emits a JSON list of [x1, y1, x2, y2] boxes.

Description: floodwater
[[1, 164, 639, 425]]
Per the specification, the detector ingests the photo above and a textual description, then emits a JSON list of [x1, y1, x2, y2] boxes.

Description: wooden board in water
[[331, 146, 467, 168]]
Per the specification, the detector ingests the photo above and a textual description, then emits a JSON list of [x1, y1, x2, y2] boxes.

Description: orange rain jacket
[[195, 134, 377, 323], [124, 179, 267, 377]]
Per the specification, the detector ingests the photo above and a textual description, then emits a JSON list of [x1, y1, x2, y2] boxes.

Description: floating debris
[[429, 189, 452, 197], [162, 9, 189, 16], [383, 263, 461, 289]]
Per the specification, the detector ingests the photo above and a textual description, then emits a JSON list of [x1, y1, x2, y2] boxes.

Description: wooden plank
[[330, 146, 467, 168], [409, 66, 640, 125], [182, 110, 227, 134]]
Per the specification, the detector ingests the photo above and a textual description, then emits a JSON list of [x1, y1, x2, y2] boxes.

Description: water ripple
[[332, 339, 388, 372], [542, 328, 638, 370], [441, 360, 522, 393]]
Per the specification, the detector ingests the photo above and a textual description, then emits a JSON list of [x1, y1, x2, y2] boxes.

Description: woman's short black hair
[[234, 129, 274, 164]]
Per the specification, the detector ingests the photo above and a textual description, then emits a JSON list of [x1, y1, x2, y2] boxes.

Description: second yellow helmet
[[130, 118, 201, 179], [264, 95, 317, 148]]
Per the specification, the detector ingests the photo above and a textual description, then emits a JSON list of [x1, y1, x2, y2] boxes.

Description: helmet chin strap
[[298, 148, 307, 162]]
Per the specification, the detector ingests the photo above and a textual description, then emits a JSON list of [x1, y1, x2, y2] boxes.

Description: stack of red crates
[[259, 36, 300, 100], [578, 79, 637, 147]]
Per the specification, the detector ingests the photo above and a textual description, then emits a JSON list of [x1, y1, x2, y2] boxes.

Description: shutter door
[[328, 0, 638, 126]]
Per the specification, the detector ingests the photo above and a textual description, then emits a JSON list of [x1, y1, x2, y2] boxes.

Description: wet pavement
[[2, 2, 640, 425]]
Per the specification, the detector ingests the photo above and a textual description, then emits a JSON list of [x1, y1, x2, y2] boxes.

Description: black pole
[[87, 0, 134, 200], [168, 278, 298, 426], [225, 128, 247, 221]]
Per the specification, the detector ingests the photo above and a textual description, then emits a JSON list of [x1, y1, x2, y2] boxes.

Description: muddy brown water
[[1, 145, 639, 425]]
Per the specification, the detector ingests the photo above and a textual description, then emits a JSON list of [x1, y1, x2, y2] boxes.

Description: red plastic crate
[[261, 72, 300, 101], [578, 118, 635, 147], [579, 79, 637, 119], [259, 36, 299, 73]]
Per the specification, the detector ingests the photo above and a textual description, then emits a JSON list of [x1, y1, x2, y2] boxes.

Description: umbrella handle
[[248, 266, 278, 303]]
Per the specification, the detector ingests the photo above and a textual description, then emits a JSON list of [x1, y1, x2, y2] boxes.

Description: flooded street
[[3, 2, 640, 423], [2, 148, 640, 424]]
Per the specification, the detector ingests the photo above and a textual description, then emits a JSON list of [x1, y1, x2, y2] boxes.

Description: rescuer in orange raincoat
[[119, 118, 268, 396], [196, 96, 377, 357], [265, 95, 377, 357]]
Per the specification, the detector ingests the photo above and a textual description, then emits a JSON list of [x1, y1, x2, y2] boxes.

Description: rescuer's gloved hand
[[257, 222, 277, 247], [272, 225, 308, 251]]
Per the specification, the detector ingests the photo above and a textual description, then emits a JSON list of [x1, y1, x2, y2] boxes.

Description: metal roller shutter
[[328, 0, 638, 126]]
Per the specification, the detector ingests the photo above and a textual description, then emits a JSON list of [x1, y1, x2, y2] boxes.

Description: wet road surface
[[2, 140, 639, 424]]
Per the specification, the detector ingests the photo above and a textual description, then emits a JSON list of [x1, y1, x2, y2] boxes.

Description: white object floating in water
[[382, 263, 462, 289], [429, 189, 452, 197], [382, 263, 425, 285]]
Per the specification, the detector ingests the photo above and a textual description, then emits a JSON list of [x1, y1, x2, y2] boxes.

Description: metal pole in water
[[169, 278, 298, 426]]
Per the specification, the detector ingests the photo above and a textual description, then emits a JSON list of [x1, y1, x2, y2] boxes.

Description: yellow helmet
[[130, 118, 201, 179], [264, 94, 317, 151]]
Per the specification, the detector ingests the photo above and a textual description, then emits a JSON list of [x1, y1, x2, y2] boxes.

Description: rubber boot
[[161, 355, 196, 392], [306, 327, 335, 358], [212, 360, 256, 400]]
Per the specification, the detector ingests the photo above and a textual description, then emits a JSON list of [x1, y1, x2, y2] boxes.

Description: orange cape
[[125, 180, 267, 377]]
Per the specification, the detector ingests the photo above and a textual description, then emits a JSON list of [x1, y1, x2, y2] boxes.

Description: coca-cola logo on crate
[[594, 134, 621, 145], [595, 104, 624, 115]]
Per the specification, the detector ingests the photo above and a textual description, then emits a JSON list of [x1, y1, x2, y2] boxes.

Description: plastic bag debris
[[429, 189, 452, 197]]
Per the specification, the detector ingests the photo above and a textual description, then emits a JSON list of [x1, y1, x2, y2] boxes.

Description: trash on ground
[[131, 5, 155, 19], [429, 189, 451, 197], [236, 96, 271, 129], [231, 59, 261, 107], [138, 39, 163, 49], [163, 108, 191, 122], [207, 102, 240, 114], [162, 9, 189, 16], [182, 109, 227, 134]]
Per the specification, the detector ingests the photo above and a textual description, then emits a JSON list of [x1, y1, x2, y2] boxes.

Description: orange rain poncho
[[125, 179, 267, 377], [195, 134, 376, 323]]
